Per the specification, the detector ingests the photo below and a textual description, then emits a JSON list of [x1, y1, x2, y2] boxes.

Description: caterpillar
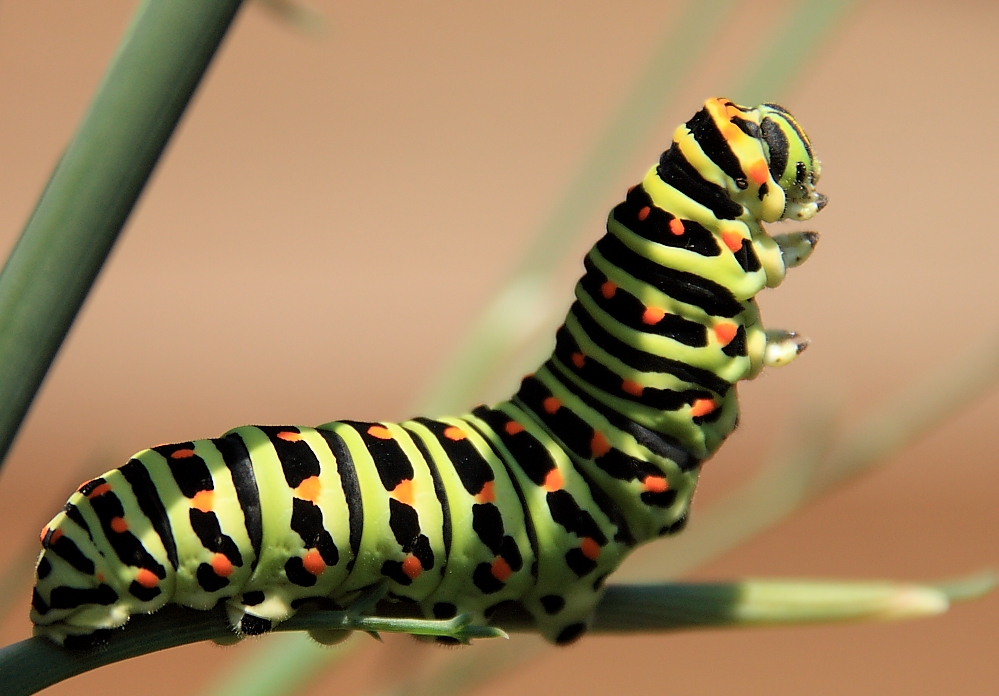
[[31, 98, 825, 648]]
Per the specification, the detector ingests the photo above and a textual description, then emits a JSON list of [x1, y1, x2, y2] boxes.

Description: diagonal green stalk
[[0, 0, 244, 472], [417, 0, 737, 416], [726, 0, 859, 104]]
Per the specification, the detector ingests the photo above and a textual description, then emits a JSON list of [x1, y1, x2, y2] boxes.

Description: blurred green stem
[[417, 0, 736, 415], [727, 0, 858, 104], [203, 633, 360, 696], [0, 0, 244, 471]]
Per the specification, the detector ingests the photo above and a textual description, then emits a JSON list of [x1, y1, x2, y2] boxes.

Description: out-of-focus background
[[0, 1, 996, 694]]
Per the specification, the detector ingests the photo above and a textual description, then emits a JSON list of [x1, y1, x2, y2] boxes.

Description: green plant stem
[[3, 574, 990, 696], [0, 0, 244, 471], [727, 0, 859, 104], [587, 579, 953, 632], [254, 0, 327, 36]]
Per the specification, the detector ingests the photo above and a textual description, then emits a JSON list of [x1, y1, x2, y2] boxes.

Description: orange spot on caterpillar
[[748, 160, 770, 185], [367, 425, 392, 440], [542, 396, 561, 414], [600, 281, 617, 299], [571, 352, 586, 369], [637, 206, 650, 221], [477, 480, 496, 503], [669, 218, 685, 236], [721, 231, 744, 253], [296, 476, 321, 502], [580, 537, 601, 561], [110, 517, 128, 534], [302, 549, 326, 576], [590, 431, 611, 458], [642, 306, 665, 325], [643, 475, 669, 493], [392, 479, 415, 506], [543, 468, 563, 491], [621, 380, 644, 397], [87, 483, 111, 499], [690, 398, 717, 417], [505, 421, 525, 436], [96, 572, 105, 582], [77, 478, 95, 493], [402, 555, 423, 580], [135, 568, 159, 589], [191, 490, 214, 512], [211, 553, 234, 578], [47, 529, 63, 546], [714, 323, 738, 346], [39, 526, 48, 544], [171, 448, 196, 459], [276, 431, 303, 442], [443, 426, 466, 441], [491, 557, 512, 582]]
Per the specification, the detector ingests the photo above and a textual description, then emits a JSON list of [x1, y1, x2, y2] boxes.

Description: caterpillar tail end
[[764, 330, 809, 368]]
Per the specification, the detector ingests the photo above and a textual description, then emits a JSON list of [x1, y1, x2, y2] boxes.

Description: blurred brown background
[[0, 0, 997, 693]]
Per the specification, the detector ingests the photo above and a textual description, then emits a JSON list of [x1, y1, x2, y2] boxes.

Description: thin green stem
[[587, 578, 956, 632], [0, 0, 244, 471], [4, 573, 990, 696]]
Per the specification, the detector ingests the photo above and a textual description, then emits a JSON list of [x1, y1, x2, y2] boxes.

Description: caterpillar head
[[696, 98, 826, 223], [757, 102, 825, 222]]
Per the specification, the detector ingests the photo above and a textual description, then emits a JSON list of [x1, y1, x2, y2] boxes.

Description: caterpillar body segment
[[31, 98, 824, 647]]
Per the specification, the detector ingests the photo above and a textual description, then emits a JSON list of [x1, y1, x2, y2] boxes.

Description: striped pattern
[[31, 98, 825, 647]]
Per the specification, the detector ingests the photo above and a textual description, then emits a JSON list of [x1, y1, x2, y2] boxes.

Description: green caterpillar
[[31, 98, 825, 648]]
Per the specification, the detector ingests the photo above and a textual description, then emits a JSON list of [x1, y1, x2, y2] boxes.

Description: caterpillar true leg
[[774, 231, 820, 269], [764, 330, 810, 368]]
